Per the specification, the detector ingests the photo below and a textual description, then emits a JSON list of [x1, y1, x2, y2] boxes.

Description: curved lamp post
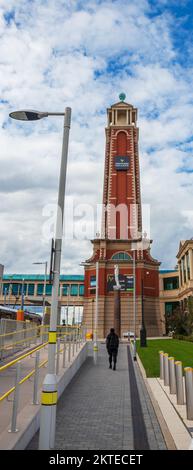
[[10, 106, 71, 449]]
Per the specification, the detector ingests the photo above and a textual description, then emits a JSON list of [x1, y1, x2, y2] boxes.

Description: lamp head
[[9, 110, 48, 121]]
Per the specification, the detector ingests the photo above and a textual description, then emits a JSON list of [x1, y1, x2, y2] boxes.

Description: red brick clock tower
[[83, 95, 161, 338]]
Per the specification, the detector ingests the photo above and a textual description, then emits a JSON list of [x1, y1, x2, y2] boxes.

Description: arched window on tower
[[117, 131, 127, 155], [111, 252, 132, 261]]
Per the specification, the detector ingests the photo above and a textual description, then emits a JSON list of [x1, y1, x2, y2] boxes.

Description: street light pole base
[[140, 328, 147, 347]]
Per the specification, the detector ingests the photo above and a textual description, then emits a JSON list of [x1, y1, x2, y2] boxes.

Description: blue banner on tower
[[115, 156, 129, 170]]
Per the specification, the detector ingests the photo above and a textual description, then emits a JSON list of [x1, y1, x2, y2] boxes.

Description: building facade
[[83, 97, 162, 338], [159, 269, 179, 334], [177, 240, 193, 308], [1, 275, 84, 315]]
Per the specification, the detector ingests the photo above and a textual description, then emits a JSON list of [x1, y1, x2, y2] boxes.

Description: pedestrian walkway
[[27, 344, 167, 450]]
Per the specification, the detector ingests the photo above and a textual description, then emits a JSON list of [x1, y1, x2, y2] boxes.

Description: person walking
[[106, 328, 119, 370]]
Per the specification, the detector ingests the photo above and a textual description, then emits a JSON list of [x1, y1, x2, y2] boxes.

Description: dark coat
[[106, 333, 119, 353]]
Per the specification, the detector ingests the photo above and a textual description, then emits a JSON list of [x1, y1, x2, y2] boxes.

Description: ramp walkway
[[27, 343, 167, 450]]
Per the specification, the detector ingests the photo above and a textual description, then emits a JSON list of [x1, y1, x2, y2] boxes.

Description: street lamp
[[140, 271, 149, 347], [10, 106, 71, 450], [33, 261, 48, 324], [80, 261, 99, 364], [133, 249, 137, 361], [131, 237, 142, 362]]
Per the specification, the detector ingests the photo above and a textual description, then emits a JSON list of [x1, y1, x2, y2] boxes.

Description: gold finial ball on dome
[[119, 92, 126, 102]]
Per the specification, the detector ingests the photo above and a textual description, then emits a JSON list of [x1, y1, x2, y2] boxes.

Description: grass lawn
[[136, 339, 193, 377]]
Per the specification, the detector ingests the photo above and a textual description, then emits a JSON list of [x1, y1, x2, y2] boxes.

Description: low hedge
[[173, 334, 193, 342]]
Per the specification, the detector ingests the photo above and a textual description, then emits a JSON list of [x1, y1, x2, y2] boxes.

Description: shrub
[[173, 334, 193, 343]]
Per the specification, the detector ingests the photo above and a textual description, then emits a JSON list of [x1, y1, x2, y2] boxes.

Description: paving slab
[[27, 343, 167, 450]]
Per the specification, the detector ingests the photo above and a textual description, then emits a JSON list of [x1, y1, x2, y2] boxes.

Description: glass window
[[183, 256, 186, 283], [90, 276, 96, 287], [79, 284, 84, 296], [165, 302, 179, 315], [112, 252, 131, 261], [179, 263, 182, 285], [12, 283, 19, 295], [163, 277, 179, 290], [186, 252, 190, 280], [71, 284, 78, 296], [46, 284, 52, 296], [37, 284, 44, 296], [62, 284, 69, 296], [3, 283, 9, 295], [28, 283, 35, 295], [18, 283, 27, 295]]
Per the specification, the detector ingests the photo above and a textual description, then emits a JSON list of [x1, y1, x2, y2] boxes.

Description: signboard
[[115, 156, 129, 170], [107, 274, 134, 292]]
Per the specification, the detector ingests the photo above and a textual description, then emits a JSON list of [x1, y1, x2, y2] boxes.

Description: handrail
[[0, 330, 72, 372], [0, 334, 47, 353], [0, 327, 85, 427], [0, 327, 74, 353], [0, 324, 47, 338], [0, 332, 77, 402], [0, 358, 48, 402], [0, 341, 49, 373]]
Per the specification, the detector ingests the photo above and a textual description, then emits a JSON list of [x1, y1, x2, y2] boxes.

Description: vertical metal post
[[68, 332, 71, 363], [168, 357, 176, 394], [93, 261, 99, 364], [76, 328, 78, 352], [159, 351, 164, 380], [33, 351, 40, 405], [80, 327, 83, 345], [8, 361, 21, 433], [39, 107, 71, 450], [133, 249, 137, 361], [62, 333, 66, 368], [163, 353, 169, 386], [175, 361, 184, 405], [73, 330, 75, 356], [184, 367, 193, 420], [42, 262, 48, 326], [4, 286, 8, 306], [56, 338, 60, 375]]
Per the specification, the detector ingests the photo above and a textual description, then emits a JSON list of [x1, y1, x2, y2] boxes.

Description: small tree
[[167, 298, 193, 336]]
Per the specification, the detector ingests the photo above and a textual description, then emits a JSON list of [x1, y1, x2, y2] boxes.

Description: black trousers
[[108, 349, 118, 365]]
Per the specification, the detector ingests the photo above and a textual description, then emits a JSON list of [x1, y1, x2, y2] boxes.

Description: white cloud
[[0, 0, 193, 273]]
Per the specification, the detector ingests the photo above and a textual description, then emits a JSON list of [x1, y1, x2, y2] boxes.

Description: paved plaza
[[27, 344, 167, 450]]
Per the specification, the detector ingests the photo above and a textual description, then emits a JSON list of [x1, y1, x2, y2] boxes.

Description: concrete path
[[27, 344, 167, 450]]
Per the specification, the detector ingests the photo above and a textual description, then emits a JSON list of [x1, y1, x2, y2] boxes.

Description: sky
[[1, 0, 193, 275]]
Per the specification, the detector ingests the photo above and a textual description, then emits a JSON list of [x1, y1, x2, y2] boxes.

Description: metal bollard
[[8, 361, 21, 433], [159, 351, 164, 380], [33, 350, 40, 405], [168, 357, 176, 394], [56, 339, 60, 375], [62, 334, 66, 368], [175, 361, 184, 405], [163, 353, 169, 386], [39, 374, 57, 449], [184, 367, 193, 420]]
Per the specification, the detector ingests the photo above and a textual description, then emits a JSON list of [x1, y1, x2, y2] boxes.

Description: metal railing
[[0, 326, 86, 433], [159, 351, 193, 420], [0, 319, 49, 360]]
